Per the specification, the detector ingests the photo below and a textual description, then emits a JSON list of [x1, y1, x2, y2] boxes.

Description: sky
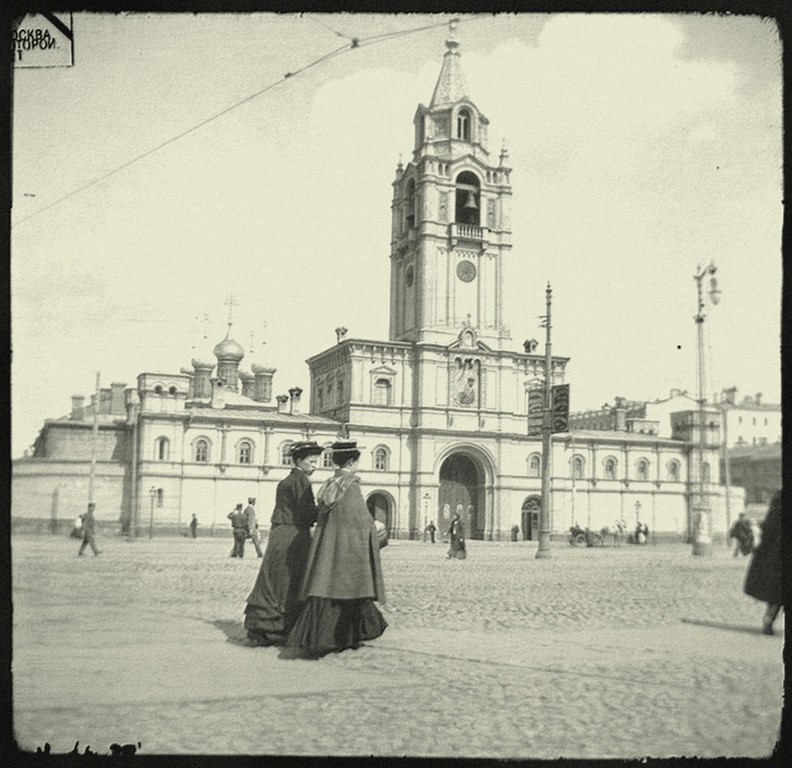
[[10, 12, 783, 458]]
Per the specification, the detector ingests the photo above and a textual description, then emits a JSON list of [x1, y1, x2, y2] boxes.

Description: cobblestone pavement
[[11, 534, 784, 759]]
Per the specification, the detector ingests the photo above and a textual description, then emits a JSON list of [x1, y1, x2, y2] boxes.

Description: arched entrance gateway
[[438, 453, 486, 540], [521, 495, 541, 541], [366, 492, 394, 537]]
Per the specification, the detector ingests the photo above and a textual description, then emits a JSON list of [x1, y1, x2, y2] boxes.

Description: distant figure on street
[[70, 515, 83, 539], [635, 522, 649, 545], [78, 503, 100, 556], [425, 521, 437, 543], [744, 491, 783, 635], [729, 512, 754, 557], [245, 441, 324, 646], [228, 503, 247, 558], [189, 514, 198, 538], [244, 497, 263, 558], [279, 440, 387, 659], [510, 524, 520, 542], [446, 512, 466, 559]]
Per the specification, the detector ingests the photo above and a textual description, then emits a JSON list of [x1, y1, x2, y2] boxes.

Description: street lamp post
[[536, 282, 553, 560], [148, 486, 156, 540], [691, 262, 721, 556]]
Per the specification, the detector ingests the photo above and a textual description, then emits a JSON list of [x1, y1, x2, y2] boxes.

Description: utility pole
[[536, 282, 553, 559], [691, 262, 720, 556], [87, 371, 100, 504]]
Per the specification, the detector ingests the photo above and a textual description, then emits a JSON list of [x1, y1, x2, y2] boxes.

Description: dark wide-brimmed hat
[[289, 440, 324, 460], [328, 440, 364, 465]]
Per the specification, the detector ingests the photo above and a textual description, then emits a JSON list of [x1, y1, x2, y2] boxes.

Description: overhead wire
[[12, 15, 466, 229]]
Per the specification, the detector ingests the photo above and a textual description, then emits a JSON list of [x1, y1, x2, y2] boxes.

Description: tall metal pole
[[722, 405, 732, 542], [536, 282, 553, 559], [87, 371, 100, 504], [691, 262, 719, 556]]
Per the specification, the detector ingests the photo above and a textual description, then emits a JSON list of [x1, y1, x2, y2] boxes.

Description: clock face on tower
[[456, 260, 477, 282]]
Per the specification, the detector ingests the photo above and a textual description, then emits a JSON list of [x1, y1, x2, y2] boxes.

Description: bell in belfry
[[464, 191, 478, 209]]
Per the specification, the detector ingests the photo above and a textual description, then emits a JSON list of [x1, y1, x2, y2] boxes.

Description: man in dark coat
[[78, 503, 100, 556], [729, 512, 754, 557], [228, 503, 247, 558], [425, 521, 437, 543], [244, 441, 324, 645], [744, 491, 783, 635], [244, 497, 263, 558]]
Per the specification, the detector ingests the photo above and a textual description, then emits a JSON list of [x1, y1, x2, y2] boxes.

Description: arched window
[[317, 386, 324, 410], [604, 457, 617, 480], [405, 178, 416, 230], [702, 462, 711, 484], [280, 442, 293, 466], [154, 385, 164, 395], [194, 439, 209, 463], [157, 488, 164, 507], [168, 385, 177, 395], [373, 378, 392, 406], [455, 171, 480, 226], [571, 456, 584, 480], [374, 447, 388, 471], [155, 437, 169, 461], [528, 454, 541, 478], [456, 108, 471, 140], [667, 460, 680, 482], [238, 440, 253, 465], [636, 459, 649, 481]]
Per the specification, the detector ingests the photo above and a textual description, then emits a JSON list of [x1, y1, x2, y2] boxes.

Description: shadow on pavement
[[211, 618, 249, 646], [681, 617, 768, 635]]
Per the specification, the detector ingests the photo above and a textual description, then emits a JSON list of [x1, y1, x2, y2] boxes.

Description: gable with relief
[[450, 356, 481, 408]]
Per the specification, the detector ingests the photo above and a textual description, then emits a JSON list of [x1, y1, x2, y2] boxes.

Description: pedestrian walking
[[189, 514, 198, 538], [244, 441, 324, 646], [744, 490, 783, 635], [510, 524, 520, 542], [78, 503, 101, 556], [446, 511, 467, 559], [425, 520, 437, 543], [729, 512, 754, 557], [244, 497, 263, 557], [280, 441, 387, 660], [228, 503, 247, 558]]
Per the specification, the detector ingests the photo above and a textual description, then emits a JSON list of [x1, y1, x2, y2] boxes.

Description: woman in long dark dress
[[744, 490, 783, 635], [280, 441, 387, 659], [244, 441, 324, 646], [446, 512, 467, 559]]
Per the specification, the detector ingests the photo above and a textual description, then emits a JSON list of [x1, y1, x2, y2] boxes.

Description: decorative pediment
[[447, 321, 492, 352]]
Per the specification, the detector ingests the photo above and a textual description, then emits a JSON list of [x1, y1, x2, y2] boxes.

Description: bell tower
[[389, 26, 513, 349]]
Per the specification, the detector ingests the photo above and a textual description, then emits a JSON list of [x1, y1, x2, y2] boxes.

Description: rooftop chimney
[[289, 386, 303, 414], [110, 382, 126, 414], [71, 395, 84, 420], [755, 392, 762, 405], [276, 394, 289, 414]]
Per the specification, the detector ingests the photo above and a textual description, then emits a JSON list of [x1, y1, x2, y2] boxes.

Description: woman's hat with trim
[[289, 441, 324, 460], [329, 440, 365, 453]]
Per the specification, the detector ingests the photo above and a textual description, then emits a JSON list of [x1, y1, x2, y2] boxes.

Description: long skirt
[[447, 535, 467, 559], [244, 525, 312, 645], [279, 597, 387, 659]]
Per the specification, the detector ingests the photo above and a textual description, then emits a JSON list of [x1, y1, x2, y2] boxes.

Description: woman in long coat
[[280, 441, 387, 659], [744, 490, 783, 635], [446, 511, 467, 559], [244, 441, 324, 646]]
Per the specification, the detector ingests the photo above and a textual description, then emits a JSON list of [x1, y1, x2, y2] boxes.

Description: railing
[[450, 223, 485, 242]]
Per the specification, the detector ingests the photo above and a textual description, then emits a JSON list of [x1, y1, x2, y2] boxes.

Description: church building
[[12, 35, 739, 542]]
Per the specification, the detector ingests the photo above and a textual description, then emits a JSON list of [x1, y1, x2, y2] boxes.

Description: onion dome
[[213, 327, 245, 362]]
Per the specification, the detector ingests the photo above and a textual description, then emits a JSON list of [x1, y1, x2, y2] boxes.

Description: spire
[[429, 19, 469, 107]]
